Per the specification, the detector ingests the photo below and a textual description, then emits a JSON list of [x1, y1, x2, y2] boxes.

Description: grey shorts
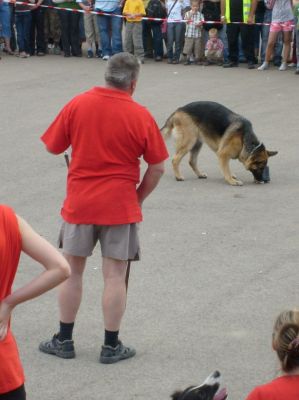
[[58, 222, 140, 261]]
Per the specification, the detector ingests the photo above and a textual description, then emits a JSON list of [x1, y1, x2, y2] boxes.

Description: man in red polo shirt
[[39, 52, 168, 364]]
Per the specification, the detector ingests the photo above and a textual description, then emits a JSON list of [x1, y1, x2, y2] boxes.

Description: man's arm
[[137, 162, 165, 206], [220, 0, 226, 21]]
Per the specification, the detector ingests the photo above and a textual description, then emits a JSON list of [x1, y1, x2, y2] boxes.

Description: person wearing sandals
[[38, 53, 168, 364], [0, 205, 70, 400], [0, 0, 14, 56], [246, 309, 299, 400]]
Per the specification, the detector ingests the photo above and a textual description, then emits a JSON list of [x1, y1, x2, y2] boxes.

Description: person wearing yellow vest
[[221, 0, 257, 68]]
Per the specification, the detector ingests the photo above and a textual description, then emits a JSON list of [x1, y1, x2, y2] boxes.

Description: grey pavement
[[1, 54, 299, 400]]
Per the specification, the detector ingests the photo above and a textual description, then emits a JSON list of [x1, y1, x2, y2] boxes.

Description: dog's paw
[[228, 178, 243, 186], [175, 177, 185, 181], [197, 172, 207, 179]]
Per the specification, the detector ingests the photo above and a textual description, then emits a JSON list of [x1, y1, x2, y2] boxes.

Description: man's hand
[[0, 300, 13, 341]]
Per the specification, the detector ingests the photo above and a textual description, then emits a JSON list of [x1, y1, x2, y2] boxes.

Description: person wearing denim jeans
[[166, 0, 189, 63], [95, 0, 123, 59], [15, 4, 32, 57], [0, 0, 14, 56], [167, 21, 183, 62]]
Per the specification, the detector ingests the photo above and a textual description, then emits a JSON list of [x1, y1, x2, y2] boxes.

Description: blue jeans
[[96, 7, 123, 56], [167, 22, 183, 61], [15, 12, 32, 53], [0, 2, 11, 38]]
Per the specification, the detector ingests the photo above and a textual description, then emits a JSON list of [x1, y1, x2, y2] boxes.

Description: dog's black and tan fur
[[162, 101, 278, 186]]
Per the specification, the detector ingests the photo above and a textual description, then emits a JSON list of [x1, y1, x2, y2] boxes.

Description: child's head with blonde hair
[[272, 309, 299, 373], [208, 28, 218, 39]]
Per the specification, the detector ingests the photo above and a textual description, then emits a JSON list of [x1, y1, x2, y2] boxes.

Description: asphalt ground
[[1, 52, 299, 400]]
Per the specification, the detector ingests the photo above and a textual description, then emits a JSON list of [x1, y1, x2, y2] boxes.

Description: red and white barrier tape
[[13, 2, 296, 27]]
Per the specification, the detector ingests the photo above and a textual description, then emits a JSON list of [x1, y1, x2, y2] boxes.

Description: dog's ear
[[267, 150, 278, 157], [171, 391, 183, 400]]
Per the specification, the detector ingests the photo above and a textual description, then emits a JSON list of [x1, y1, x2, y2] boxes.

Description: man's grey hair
[[105, 52, 140, 91]]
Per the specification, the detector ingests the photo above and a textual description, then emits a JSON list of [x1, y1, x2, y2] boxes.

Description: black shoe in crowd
[[223, 61, 239, 68]]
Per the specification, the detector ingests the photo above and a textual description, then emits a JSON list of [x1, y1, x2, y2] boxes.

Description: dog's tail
[[160, 111, 176, 140]]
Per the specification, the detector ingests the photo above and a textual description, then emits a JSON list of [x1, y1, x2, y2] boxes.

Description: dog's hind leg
[[172, 146, 191, 181], [189, 140, 207, 179]]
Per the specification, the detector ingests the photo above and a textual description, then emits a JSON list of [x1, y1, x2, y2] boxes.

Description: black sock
[[58, 321, 74, 341], [104, 330, 119, 348]]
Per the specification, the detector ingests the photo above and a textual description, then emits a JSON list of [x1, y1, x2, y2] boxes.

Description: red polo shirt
[[41, 87, 168, 225]]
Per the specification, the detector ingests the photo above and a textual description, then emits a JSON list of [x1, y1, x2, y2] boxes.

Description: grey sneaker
[[39, 334, 75, 359], [99, 341, 136, 364]]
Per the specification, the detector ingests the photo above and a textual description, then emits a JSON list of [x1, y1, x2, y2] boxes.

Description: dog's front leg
[[217, 153, 243, 186]]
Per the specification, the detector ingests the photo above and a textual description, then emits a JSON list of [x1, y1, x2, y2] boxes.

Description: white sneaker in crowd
[[257, 62, 269, 71], [102, 55, 110, 61], [279, 62, 287, 71]]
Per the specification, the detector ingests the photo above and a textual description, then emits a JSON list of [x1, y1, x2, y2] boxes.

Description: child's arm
[[0, 217, 70, 341]]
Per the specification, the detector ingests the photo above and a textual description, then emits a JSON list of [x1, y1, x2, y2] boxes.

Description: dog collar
[[250, 142, 263, 154]]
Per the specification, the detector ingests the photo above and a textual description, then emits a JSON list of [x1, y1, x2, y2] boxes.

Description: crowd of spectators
[[0, 0, 298, 73]]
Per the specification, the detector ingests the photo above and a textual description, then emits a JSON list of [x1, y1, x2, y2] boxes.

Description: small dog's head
[[171, 371, 228, 400], [246, 143, 278, 183]]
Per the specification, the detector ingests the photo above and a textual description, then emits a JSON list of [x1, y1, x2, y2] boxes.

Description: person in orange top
[[246, 309, 299, 400], [39, 52, 168, 365], [123, 0, 146, 63], [0, 205, 70, 399]]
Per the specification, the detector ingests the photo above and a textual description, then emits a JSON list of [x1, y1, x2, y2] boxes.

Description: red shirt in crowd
[[246, 375, 299, 400], [41, 86, 168, 225], [0, 205, 25, 395]]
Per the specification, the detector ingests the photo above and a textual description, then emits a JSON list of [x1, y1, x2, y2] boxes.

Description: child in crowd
[[258, 0, 294, 71], [294, 0, 299, 74], [246, 309, 299, 400], [183, 0, 204, 65], [204, 27, 224, 65], [123, 0, 146, 63], [77, 0, 102, 57]]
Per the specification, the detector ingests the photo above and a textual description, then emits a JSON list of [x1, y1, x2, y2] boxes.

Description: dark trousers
[[149, 22, 163, 58], [30, 7, 45, 54], [142, 20, 153, 57], [15, 12, 32, 53], [0, 385, 26, 400], [58, 9, 81, 56], [226, 23, 255, 63]]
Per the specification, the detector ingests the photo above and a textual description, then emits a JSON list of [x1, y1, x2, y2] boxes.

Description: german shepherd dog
[[162, 101, 278, 186], [171, 371, 228, 400]]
